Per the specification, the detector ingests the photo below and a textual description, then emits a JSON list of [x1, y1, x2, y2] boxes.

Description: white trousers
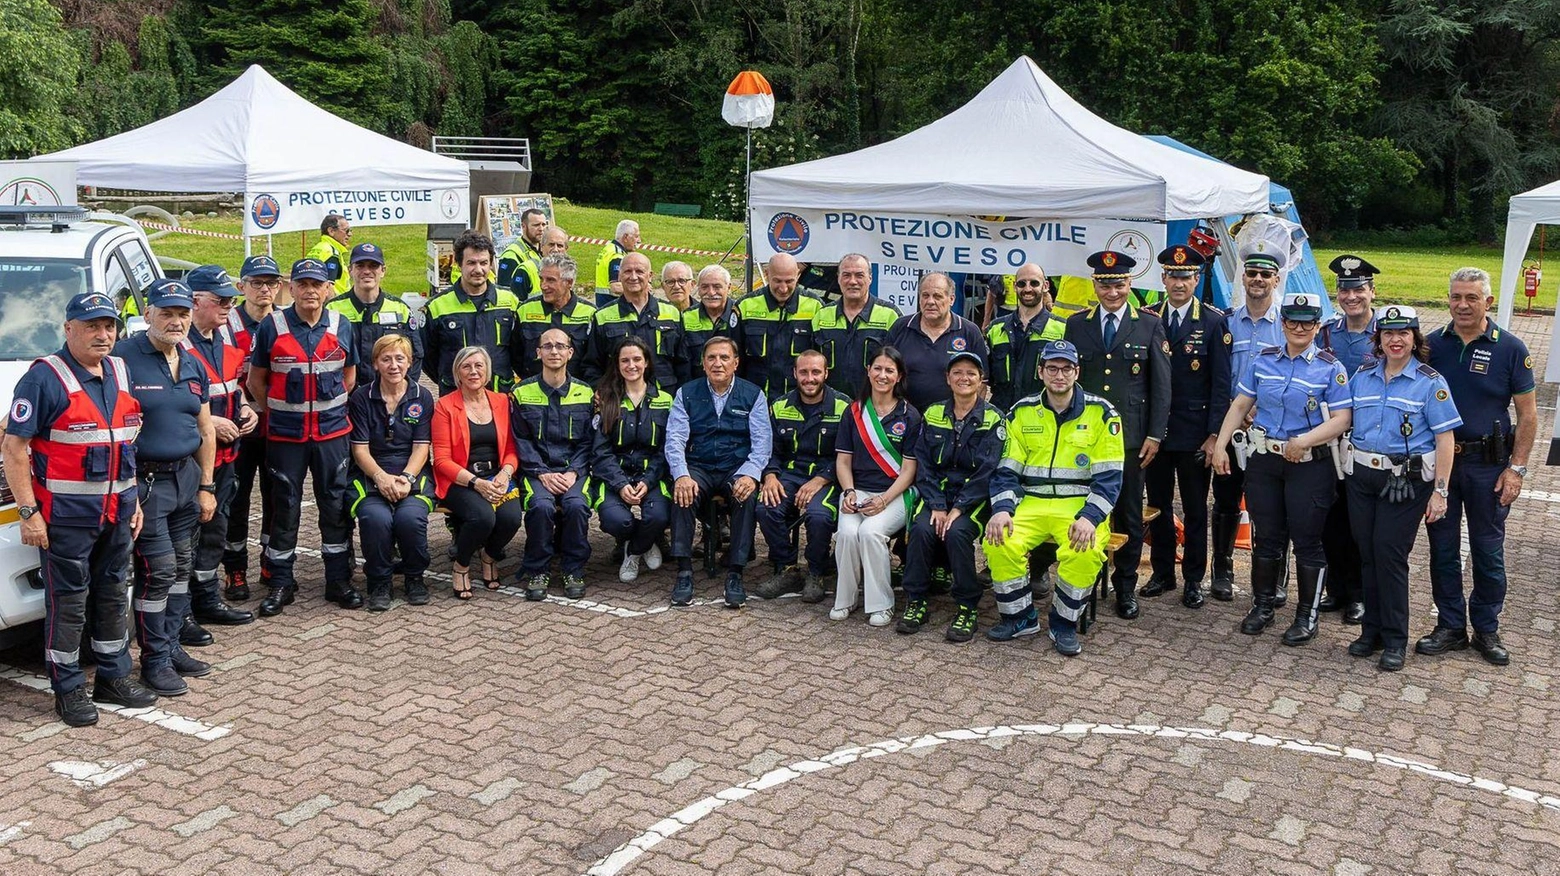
[[833, 490, 908, 614]]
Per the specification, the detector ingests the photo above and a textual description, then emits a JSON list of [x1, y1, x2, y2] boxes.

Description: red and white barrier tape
[[138, 220, 246, 241]]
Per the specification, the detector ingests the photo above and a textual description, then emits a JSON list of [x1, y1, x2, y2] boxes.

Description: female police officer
[[1213, 292, 1352, 644], [1343, 305, 1460, 671]]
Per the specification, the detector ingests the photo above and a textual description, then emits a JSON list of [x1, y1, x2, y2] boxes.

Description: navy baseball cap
[[186, 264, 239, 298], [350, 242, 385, 265], [947, 351, 985, 373], [291, 258, 330, 282], [66, 292, 119, 322], [240, 255, 281, 279], [146, 278, 195, 310], [1041, 340, 1080, 365]]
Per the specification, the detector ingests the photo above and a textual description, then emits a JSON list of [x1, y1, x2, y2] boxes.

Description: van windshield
[[0, 258, 88, 360]]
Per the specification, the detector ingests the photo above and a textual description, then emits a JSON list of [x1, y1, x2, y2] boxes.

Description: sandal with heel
[[481, 554, 502, 591], [452, 565, 474, 600]]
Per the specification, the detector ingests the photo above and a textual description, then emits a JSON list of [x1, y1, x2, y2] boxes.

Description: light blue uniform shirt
[[1347, 358, 1462, 456], [1227, 303, 1284, 398], [665, 382, 772, 482], [1237, 343, 1353, 440], [1320, 314, 1376, 374]]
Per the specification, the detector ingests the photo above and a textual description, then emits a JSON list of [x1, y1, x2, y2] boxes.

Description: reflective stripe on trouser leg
[[991, 574, 1033, 616], [984, 498, 1096, 616]]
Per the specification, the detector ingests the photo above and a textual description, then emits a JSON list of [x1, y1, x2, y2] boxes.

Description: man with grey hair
[[517, 254, 595, 380], [661, 261, 695, 311], [595, 219, 642, 305], [885, 271, 989, 411], [1416, 266, 1538, 667], [542, 225, 570, 257], [682, 263, 741, 383], [812, 253, 898, 396]]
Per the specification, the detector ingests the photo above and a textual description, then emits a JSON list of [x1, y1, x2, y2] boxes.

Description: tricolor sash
[[850, 400, 917, 518]]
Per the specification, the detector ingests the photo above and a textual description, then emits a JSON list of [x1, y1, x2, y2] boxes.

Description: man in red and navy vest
[[182, 265, 258, 640], [222, 254, 284, 602], [246, 258, 359, 615], [1, 292, 158, 726]]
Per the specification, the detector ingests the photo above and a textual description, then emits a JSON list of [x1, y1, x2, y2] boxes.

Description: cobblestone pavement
[[2, 312, 1557, 875]]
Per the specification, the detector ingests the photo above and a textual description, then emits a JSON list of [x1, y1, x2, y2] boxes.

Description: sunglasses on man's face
[[1014, 279, 1046, 288], [1245, 270, 1277, 279]]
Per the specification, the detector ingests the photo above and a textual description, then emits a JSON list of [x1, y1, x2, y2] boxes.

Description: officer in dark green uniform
[[326, 242, 422, 385], [515, 254, 594, 380], [421, 230, 523, 394]]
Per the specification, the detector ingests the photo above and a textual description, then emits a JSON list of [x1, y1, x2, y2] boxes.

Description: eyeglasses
[[1014, 279, 1046, 288], [197, 293, 237, 306], [1244, 270, 1277, 279], [1282, 319, 1319, 330], [247, 278, 283, 289], [1042, 364, 1077, 375], [663, 278, 693, 285], [538, 342, 572, 352]]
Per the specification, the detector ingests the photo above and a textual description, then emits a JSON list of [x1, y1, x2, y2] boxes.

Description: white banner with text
[[245, 186, 469, 236]]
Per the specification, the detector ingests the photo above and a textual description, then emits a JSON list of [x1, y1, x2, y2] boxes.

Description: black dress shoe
[[1210, 577, 1234, 602], [180, 616, 214, 648], [172, 649, 212, 678], [194, 599, 255, 626], [1471, 630, 1511, 666], [1317, 592, 1342, 612], [1115, 589, 1140, 620], [1347, 634, 1381, 658], [56, 687, 99, 727], [1415, 626, 1468, 656], [259, 585, 294, 617], [1342, 602, 1364, 625], [1378, 647, 1405, 672], [92, 675, 157, 708], [334, 587, 364, 610], [142, 665, 188, 696], [1181, 582, 1205, 610], [1139, 575, 1176, 598]]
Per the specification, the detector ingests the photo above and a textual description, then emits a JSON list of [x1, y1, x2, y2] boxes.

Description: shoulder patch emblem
[[1108, 420, 1122, 436], [996, 424, 1007, 442], [729, 312, 739, 328], [1161, 339, 1170, 354], [1223, 332, 1233, 345], [1336, 372, 1347, 385], [9, 398, 31, 424], [1525, 355, 1533, 370], [1435, 388, 1449, 402]]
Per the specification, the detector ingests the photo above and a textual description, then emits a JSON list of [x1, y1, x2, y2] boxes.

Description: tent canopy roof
[[750, 56, 1269, 221], [44, 65, 467, 193]]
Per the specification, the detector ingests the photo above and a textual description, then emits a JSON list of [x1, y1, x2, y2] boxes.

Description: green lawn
[[148, 201, 747, 295], [1310, 244, 1555, 311]]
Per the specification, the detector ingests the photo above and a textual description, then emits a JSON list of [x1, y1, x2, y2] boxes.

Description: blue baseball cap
[[291, 258, 330, 282], [947, 350, 985, 373], [240, 255, 281, 279], [350, 242, 385, 265], [145, 278, 195, 310], [1041, 339, 1080, 365], [186, 264, 239, 298], [66, 292, 119, 322]]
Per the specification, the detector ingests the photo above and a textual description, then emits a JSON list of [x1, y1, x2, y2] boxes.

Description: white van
[[0, 205, 164, 643]]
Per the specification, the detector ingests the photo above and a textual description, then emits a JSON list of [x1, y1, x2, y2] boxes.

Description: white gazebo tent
[[751, 56, 1269, 220], [44, 65, 470, 250], [1496, 181, 1560, 463]]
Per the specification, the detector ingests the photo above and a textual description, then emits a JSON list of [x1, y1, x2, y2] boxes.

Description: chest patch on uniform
[[9, 398, 32, 423], [1131, 363, 1141, 375], [446, 319, 460, 330], [891, 421, 906, 436], [728, 312, 739, 328], [951, 337, 967, 351], [996, 424, 1007, 441], [406, 402, 424, 420], [1190, 359, 1201, 371], [1075, 453, 1089, 466]]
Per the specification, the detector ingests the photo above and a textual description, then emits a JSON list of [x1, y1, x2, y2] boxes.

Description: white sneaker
[[643, 543, 663, 571], [868, 610, 893, 627], [619, 553, 641, 583], [829, 606, 851, 621]]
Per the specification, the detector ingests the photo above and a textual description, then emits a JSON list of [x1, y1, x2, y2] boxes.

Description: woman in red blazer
[[432, 346, 522, 598]]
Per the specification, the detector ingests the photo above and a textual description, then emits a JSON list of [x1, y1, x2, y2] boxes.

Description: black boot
[[404, 574, 430, 606], [1114, 577, 1139, 620], [1273, 553, 1289, 608], [192, 581, 255, 626], [1210, 511, 1239, 601], [1240, 556, 1283, 634], [367, 578, 392, 612], [1181, 579, 1205, 609], [259, 584, 295, 617], [325, 579, 364, 610], [1281, 565, 1325, 646], [1140, 572, 1176, 598], [179, 615, 213, 647]]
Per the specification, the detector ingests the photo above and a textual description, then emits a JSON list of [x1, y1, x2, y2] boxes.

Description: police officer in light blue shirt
[[1209, 245, 1287, 602], [1213, 291, 1351, 646], [1343, 305, 1461, 672]]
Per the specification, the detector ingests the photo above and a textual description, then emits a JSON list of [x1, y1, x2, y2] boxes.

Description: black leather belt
[[140, 458, 189, 474], [1453, 439, 1487, 455], [469, 460, 496, 476]]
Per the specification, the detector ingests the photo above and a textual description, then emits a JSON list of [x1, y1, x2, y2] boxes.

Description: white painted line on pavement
[[49, 759, 147, 789], [1520, 489, 1560, 504], [584, 722, 1560, 876], [0, 820, 31, 845], [1, 666, 232, 741]]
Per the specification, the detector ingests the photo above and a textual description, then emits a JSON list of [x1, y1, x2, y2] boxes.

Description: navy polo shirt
[[113, 333, 209, 462], [348, 381, 434, 476], [249, 306, 358, 371], [6, 347, 118, 440], [1427, 318, 1535, 443], [885, 313, 990, 411], [836, 398, 922, 493]]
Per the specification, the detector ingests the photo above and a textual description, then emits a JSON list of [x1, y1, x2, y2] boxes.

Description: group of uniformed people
[[10, 210, 1537, 726]]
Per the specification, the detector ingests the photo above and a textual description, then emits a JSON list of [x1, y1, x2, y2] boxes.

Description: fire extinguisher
[[1524, 262, 1542, 298]]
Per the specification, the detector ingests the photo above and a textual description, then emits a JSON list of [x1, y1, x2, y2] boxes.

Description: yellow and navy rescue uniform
[[810, 297, 898, 396], [680, 301, 740, 383], [347, 380, 435, 595], [421, 281, 523, 394], [758, 387, 849, 577], [326, 290, 423, 385], [515, 295, 595, 380], [904, 398, 1006, 608], [589, 388, 675, 557], [735, 288, 820, 397], [498, 236, 544, 301], [306, 235, 353, 297], [583, 296, 685, 390], [985, 308, 1066, 412], [512, 375, 597, 578]]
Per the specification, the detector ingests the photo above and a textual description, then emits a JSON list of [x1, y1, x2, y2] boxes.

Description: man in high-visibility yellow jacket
[[497, 208, 548, 301], [594, 219, 641, 306], [306, 214, 353, 297], [983, 339, 1123, 656]]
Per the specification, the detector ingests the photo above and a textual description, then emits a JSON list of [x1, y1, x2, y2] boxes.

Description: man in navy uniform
[[3, 292, 159, 725], [885, 272, 989, 412], [1064, 250, 1172, 619], [1418, 267, 1538, 666], [1140, 245, 1231, 608]]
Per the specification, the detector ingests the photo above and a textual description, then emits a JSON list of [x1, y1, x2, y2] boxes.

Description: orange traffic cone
[[1235, 499, 1253, 551]]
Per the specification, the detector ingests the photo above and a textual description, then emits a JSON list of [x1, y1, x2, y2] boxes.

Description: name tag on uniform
[[377, 312, 401, 325]]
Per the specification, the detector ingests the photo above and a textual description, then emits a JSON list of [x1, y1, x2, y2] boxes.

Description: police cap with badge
[[292, 258, 331, 282], [1087, 250, 1137, 280], [1241, 244, 1286, 274], [66, 292, 120, 323], [1041, 339, 1080, 365], [240, 255, 282, 279], [1157, 244, 1207, 277], [1374, 304, 1419, 330], [145, 277, 196, 310], [1278, 292, 1323, 323], [1328, 254, 1380, 290]]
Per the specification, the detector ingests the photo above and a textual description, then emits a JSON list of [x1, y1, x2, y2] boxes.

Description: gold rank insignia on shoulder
[[1190, 359, 1201, 371]]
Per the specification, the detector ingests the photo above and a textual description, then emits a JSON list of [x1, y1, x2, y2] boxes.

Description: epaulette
[[1317, 349, 1338, 364], [1258, 345, 1282, 356], [1418, 363, 1440, 379]]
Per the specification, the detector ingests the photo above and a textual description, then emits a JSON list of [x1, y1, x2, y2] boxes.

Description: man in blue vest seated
[[665, 336, 772, 609]]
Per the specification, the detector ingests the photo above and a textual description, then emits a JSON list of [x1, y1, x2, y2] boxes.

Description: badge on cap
[[1102, 252, 1117, 268]]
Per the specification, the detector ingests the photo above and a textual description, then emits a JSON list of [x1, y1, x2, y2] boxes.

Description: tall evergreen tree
[[0, 0, 81, 156]]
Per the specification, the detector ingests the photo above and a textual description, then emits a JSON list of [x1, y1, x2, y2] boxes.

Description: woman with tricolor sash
[[832, 347, 921, 626]]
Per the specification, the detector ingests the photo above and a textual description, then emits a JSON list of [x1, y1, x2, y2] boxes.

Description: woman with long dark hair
[[831, 346, 921, 626], [591, 337, 674, 583]]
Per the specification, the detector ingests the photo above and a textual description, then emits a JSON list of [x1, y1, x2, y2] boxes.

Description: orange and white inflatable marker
[[722, 71, 775, 129]]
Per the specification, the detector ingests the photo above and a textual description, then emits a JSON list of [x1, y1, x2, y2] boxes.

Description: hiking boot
[[525, 574, 549, 602], [724, 572, 747, 608], [945, 605, 978, 643], [225, 569, 250, 602], [366, 581, 392, 613], [896, 598, 929, 634], [987, 608, 1040, 641], [753, 565, 803, 599], [56, 686, 98, 727], [799, 573, 828, 603], [562, 574, 586, 600]]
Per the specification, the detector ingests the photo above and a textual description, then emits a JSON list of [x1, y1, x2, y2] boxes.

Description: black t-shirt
[[835, 399, 922, 493]]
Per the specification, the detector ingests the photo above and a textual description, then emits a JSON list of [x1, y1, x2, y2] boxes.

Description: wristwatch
[[198, 483, 218, 494], [1434, 486, 1449, 498], [401, 471, 419, 481], [18, 504, 39, 520], [1510, 464, 1529, 478]]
